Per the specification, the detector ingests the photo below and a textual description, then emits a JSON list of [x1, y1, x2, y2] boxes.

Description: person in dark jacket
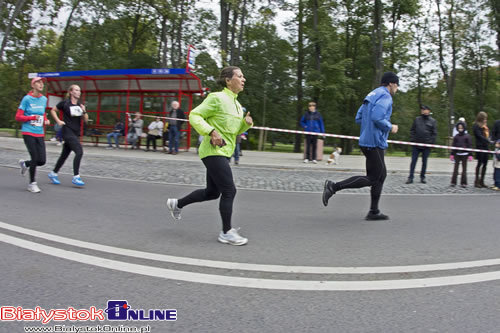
[[472, 111, 490, 188], [300, 101, 325, 163], [450, 122, 472, 187], [406, 105, 437, 184], [167, 101, 186, 154], [492, 119, 500, 142], [106, 121, 125, 149], [490, 119, 500, 187]]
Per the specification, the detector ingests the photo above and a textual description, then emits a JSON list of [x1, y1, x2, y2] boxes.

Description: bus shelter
[[29, 68, 204, 149]]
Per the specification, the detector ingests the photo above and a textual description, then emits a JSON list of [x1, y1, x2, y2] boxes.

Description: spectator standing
[[472, 111, 490, 188], [406, 105, 437, 184], [145, 116, 163, 151], [106, 121, 124, 149], [322, 72, 399, 220], [48, 84, 88, 187], [300, 101, 325, 163], [167, 101, 185, 154], [127, 112, 143, 149], [491, 119, 500, 142], [491, 140, 500, 191], [452, 117, 467, 137], [490, 119, 500, 187], [233, 133, 246, 165], [16, 77, 49, 193], [450, 122, 473, 187]]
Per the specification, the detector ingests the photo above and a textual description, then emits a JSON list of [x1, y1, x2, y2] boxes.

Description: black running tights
[[333, 147, 387, 213], [23, 135, 46, 183], [53, 134, 83, 175], [177, 156, 236, 233]]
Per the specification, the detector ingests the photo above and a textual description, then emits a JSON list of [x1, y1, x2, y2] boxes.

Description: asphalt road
[[1, 166, 500, 332]]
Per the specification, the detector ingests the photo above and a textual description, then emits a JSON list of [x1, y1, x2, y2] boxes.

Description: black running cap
[[381, 72, 399, 85]]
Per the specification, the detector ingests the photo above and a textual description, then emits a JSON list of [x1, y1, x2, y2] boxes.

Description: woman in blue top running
[[16, 77, 50, 193]]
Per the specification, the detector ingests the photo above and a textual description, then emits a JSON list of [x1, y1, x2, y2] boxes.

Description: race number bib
[[70, 105, 83, 117], [30, 115, 44, 127]]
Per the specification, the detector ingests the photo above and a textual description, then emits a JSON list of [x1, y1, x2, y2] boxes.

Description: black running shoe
[[322, 180, 336, 207], [365, 212, 390, 220]]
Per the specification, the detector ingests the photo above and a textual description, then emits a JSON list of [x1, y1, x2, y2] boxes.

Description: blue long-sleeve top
[[355, 86, 394, 149], [300, 111, 325, 134]]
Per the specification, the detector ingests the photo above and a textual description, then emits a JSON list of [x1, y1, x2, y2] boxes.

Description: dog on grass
[[326, 147, 342, 165]]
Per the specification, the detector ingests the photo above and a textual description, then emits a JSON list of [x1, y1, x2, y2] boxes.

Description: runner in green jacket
[[166, 66, 253, 246]]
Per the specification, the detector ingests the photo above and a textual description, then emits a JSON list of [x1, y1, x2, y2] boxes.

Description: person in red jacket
[[15, 77, 50, 193]]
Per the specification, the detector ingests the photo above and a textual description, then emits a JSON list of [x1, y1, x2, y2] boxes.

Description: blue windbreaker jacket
[[300, 111, 325, 134], [355, 86, 393, 149]]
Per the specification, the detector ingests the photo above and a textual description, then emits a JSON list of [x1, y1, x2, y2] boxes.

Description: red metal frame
[[43, 70, 203, 150]]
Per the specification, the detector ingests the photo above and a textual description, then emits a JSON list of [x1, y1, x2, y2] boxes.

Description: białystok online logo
[[0, 301, 177, 324]]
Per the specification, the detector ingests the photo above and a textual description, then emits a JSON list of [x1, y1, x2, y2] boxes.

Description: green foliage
[[0, 0, 497, 157]]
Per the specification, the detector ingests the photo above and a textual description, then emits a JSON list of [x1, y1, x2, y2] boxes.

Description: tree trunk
[[158, 16, 168, 67], [234, 0, 247, 66], [294, 0, 304, 153], [436, 0, 457, 138], [176, 0, 185, 66], [169, 19, 176, 67], [0, 0, 27, 62], [128, 13, 141, 59], [417, 37, 423, 106], [372, 0, 384, 88], [448, 0, 457, 136], [56, 0, 81, 71], [312, 0, 321, 102], [389, 3, 399, 71], [0, 1, 6, 18], [415, 18, 427, 106], [229, 3, 238, 65], [489, 0, 500, 53], [220, 0, 230, 65]]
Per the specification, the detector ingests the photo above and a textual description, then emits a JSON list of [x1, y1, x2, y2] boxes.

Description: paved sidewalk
[[0, 136, 488, 173], [0, 136, 496, 194]]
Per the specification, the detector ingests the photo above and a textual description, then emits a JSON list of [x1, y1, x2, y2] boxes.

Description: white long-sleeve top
[[148, 120, 163, 136]]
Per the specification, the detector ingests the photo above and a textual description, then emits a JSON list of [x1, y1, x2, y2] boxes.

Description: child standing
[[451, 122, 473, 188], [492, 140, 500, 191]]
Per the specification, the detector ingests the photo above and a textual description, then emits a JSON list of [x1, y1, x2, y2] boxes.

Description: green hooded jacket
[[190, 87, 252, 159]]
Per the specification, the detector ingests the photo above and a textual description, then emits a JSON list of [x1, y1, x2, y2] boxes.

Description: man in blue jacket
[[322, 72, 399, 220], [300, 101, 325, 163]]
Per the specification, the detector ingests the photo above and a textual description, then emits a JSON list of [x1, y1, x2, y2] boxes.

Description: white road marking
[[1, 221, 499, 274], [1, 232, 500, 291]]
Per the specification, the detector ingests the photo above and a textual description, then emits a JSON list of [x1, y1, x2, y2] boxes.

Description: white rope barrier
[[126, 113, 495, 154]]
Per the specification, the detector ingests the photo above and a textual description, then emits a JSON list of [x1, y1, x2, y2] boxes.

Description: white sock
[[73, 175, 80, 178]]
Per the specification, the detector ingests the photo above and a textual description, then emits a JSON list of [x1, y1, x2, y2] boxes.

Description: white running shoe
[[218, 228, 248, 246], [166, 198, 182, 220], [312, 160, 318, 164], [19, 160, 27, 176], [27, 182, 41, 193], [303, 159, 309, 163]]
